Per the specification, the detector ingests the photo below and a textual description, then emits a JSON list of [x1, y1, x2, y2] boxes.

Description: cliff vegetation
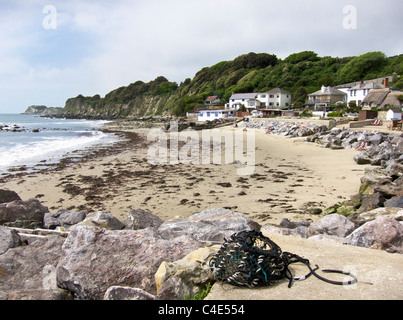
[[58, 51, 403, 119]]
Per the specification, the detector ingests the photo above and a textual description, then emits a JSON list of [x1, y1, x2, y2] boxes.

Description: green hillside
[[60, 51, 403, 119]]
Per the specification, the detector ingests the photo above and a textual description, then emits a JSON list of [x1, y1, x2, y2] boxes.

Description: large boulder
[[346, 217, 403, 253], [158, 208, 260, 242], [155, 247, 219, 300], [350, 207, 403, 226], [0, 235, 72, 300], [0, 190, 21, 204], [308, 214, 355, 237], [104, 286, 155, 300], [76, 211, 125, 230], [0, 226, 22, 255], [0, 199, 49, 229], [44, 209, 86, 229], [126, 209, 163, 230], [56, 226, 201, 300]]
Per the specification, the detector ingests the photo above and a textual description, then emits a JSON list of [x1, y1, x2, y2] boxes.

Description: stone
[[126, 209, 163, 230], [44, 209, 86, 229], [0, 190, 21, 204], [104, 286, 155, 300], [346, 217, 403, 253], [357, 193, 385, 214], [384, 196, 403, 208], [366, 133, 384, 146], [261, 225, 309, 239], [76, 211, 125, 230], [354, 153, 371, 165], [308, 214, 355, 237], [0, 235, 72, 300], [56, 226, 201, 300], [0, 226, 22, 255], [0, 199, 49, 229], [157, 208, 260, 242], [155, 246, 219, 300], [351, 207, 403, 225]]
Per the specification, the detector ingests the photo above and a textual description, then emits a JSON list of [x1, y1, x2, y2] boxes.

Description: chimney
[[321, 85, 326, 93], [384, 78, 388, 87]]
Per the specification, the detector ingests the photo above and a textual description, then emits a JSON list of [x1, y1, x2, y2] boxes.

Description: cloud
[[0, 0, 402, 113]]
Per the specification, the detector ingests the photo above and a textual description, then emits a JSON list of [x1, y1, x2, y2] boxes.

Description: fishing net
[[210, 230, 357, 288]]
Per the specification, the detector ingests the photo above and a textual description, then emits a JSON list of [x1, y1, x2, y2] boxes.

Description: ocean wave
[[0, 130, 118, 173]]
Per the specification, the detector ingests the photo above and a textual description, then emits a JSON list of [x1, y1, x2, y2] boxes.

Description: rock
[[308, 214, 355, 237], [157, 208, 260, 242], [0, 190, 21, 204], [0, 199, 49, 229], [0, 226, 22, 255], [366, 133, 384, 146], [155, 247, 219, 300], [279, 218, 310, 229], [76, 211, 125, 230], [56, 226, 201, 300], [350, 207, 403, 226], [354, 153, 371, 165], [44, 209, 86, 229], [0, 235, 73, 300], [346, 217, 403, 253], [104, 286, 155, 300], [384, 196, 403, 208], [357, 193, 385, 214], [126, 209, 163, 230], [261, 225, 309, 238]]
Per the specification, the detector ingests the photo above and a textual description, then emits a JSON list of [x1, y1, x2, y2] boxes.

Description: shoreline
[[0, 121, 368, 226]]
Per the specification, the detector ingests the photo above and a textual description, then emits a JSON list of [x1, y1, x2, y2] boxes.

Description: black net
[[210, 230, 358, 288], [210, 230, 291, 287]]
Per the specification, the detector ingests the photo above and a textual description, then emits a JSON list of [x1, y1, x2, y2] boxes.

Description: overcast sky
[[0, 0, 402, 113]]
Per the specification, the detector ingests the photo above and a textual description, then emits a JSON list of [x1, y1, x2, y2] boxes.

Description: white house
[[198, 109, 236, 122], [228, 88, 292, 111], [258, 88, 292, 109], [228, 93, 259, 110]]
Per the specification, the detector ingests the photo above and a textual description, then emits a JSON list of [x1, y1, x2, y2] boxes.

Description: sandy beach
[[0, 124, 367, 226]]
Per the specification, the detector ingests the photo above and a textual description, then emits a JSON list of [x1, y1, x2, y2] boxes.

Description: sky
[[0, 0, 402, 113]]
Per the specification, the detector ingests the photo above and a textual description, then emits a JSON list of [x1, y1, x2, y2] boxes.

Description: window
[[260, 95, 266, 98], [248, 101, 255, 107], [269, 94, 274, 98], [199, 112, 203, 117], [207, 112, 210, 117]]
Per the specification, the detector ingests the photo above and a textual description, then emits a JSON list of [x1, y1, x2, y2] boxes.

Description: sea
[[0, 114, 120, 175]]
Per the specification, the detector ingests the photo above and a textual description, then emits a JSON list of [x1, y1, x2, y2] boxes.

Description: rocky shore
[[0, 187, 402, 300], [0, 120, 402, 300]]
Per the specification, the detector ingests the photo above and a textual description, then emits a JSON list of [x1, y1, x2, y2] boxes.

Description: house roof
[[205, 96, 219, 102], [348, 82, 385, 91], [230, 93, 258, 100], [310, 86, 346, 96], [379, 91, 403, 109], [263, 88, 292, 95], [362, 88, 391, 106]]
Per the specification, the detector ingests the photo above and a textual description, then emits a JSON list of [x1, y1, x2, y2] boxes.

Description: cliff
[[23, 105, 62, 116]]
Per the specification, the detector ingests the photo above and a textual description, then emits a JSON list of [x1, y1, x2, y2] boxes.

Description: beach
[[0, 123, 367, 226]]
